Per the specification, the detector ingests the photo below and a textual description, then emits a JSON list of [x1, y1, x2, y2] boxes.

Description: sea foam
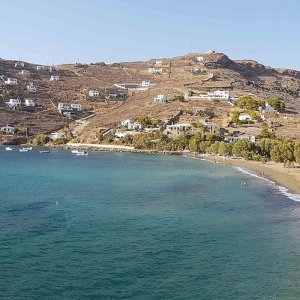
[[233, 166, 300, 202]]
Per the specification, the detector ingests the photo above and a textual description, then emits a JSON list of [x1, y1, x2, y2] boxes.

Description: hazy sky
[[1, 0, 300, 69]]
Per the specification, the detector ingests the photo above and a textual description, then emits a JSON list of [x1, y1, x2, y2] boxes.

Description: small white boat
[[71, 149, 80, 154], [19, 148, 30, 152], [22, 147, 33, 151], [75, 151, 88, 156], [40, 150, 50, 154], [5, 147, 14, 151]]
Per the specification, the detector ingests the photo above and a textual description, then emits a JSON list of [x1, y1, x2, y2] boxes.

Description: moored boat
[[74, 150, 88, 156], [19, 148, 30, 152], [5, 147, 14, 151], [40, 150, 50, 154]]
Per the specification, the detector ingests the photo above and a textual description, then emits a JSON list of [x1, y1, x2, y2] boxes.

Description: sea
[[1, 148, 300, 299]]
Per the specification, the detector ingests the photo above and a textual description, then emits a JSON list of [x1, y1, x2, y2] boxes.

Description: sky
[[1, 0, 300, 69]]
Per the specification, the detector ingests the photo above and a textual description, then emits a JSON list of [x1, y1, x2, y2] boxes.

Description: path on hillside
[[71, 113, 96, 135]]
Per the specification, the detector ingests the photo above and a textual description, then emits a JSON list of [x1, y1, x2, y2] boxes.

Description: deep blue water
[[1, 148, 300, 299]]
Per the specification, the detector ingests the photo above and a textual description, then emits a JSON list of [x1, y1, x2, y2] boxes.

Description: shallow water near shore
[[1, 149, 300, 299]]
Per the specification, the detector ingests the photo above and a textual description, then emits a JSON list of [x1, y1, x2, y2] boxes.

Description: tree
[[258, 138, 275, 158], [257, 126, 276, 139], [31, 134, 50, 146], [189, 135, 201, 152], [267, 98, 285, 112], [218, 142, 232, 156], [208, 141, 220, 154], [198, 141, 211, 153], [231, 110, 240, 123], [294, 141, 300, 164], [246, 109, 258, 120], [232, 139, 255, 160], [270, 140, 295, 163], [236, 96, 263, 110]]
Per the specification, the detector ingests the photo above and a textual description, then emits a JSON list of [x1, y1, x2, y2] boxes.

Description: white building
[[15, 62, 24, 68], [26, 83, 37, 93], [155, 60, 162, 65], [154, 94, 168, 103], [1, 125, 15, 135], [7, 98, 21, 108], [196, 56, 205, 63], [148, 67, 163, 74], [21, 70, 30, 75], [50, 132, 65, 140], [50, 75, 60, 81], [107, 89, 118, 99], [88, 90, 100, 97], [25, 99, 35, 107], [70, 104, 82, 111], [207, 50, 216, 54], [58, 103, 71, 112], [128, 122, 142, 130], [224, 136, 240, 143], [5, 78, 18, 85], [190, 90, 230, 100], [36, 65, 47, 71], [142, 80, 151, 87], [166, 123, 192, 132], [239, 114, 252, 122], [121, 119, 142, 130], [265, 102, 275, 113], [115, 131, 129, 139]]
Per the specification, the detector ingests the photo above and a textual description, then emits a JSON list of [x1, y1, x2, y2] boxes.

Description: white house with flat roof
[[196, 56, 205, 63], [58, 103, 70, 112], [5, 78, 18, 85], [154, 94, 168, 103], [70, 104, 82, 111], [239, 114, 252, 122], [148, 67, 163, 74], [7, 98, 21, 109], [50, 132, 65, 140], [50, 75, 60, 81], [1, 125, 15, 135], [36, 65, 47, 71], [88, 90, 100, 97], [166, 123, 192, 132], [21, 70, 30, 75], [15, 62, 24, 68], [25, 99, 35, 107], [142, 80, 151, 87], [121, 119, 142, 130], [265, 102, 275, 113], [155, 60, 162, 65], [189, 90, 230, 100], [26, 83, 36, 93]]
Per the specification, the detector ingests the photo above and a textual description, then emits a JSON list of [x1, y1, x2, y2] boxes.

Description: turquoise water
[[1, 149, 300, 299]]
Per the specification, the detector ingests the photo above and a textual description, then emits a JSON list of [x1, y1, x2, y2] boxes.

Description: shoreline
[[65, 143, 300, 197], [4, 141, 300, 198], [192, 153, 300, 198]]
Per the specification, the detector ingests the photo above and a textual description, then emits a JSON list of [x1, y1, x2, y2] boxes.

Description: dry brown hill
[[0, 51, 299, 140]]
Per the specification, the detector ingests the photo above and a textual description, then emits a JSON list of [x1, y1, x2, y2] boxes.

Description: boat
[[71, 149, 80, 154], [19, 148, 30, 152], [74, 151, 88, 156], [22, 147, 33, 151], [40, 150, 50, 154], [5, 147, 14, 151]]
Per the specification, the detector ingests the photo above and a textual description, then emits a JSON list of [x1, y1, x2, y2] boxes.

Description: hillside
[[0, 50, 300, 142]]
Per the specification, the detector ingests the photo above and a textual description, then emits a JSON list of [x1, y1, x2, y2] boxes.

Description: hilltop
[[0, 50, 300, 143]]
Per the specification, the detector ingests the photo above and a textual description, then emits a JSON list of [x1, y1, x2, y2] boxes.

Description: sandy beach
[[196, 154, 300, 196]]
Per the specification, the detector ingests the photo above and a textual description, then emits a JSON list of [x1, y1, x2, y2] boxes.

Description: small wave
[[233, 166, 300, 202]]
